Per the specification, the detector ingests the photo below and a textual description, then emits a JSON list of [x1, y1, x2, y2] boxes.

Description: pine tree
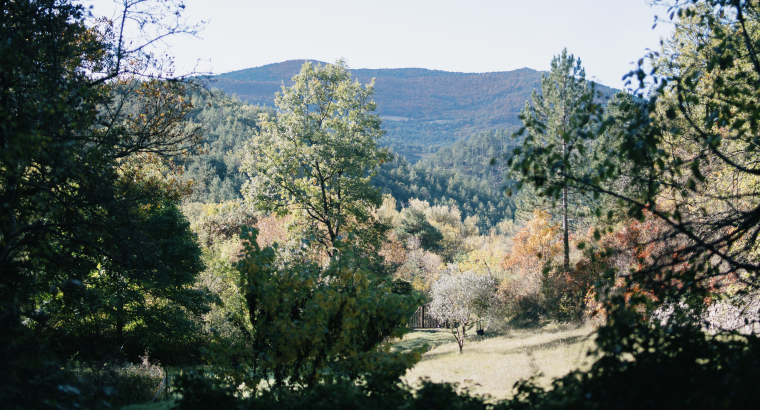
[[510, 49, 601, 271]]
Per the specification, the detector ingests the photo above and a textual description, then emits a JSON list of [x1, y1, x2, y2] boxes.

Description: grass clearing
[[124, 325, 596, 408], [397, 324, 596, 400]]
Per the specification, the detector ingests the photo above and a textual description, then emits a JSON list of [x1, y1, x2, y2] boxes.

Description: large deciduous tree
[[510, 49, 601, 272], [242, 60, 389, 257], [0, 1, 209, 402]]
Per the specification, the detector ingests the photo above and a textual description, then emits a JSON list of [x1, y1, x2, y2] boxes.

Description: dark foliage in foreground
[[174, 305, 760, 409]]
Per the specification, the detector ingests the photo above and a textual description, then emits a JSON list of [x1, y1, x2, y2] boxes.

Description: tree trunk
[[116, 299, 124, 348], [562, 142, 570, 273]]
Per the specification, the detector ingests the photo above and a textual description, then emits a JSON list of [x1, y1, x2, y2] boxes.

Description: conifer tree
[[510, 49, 601, 271]]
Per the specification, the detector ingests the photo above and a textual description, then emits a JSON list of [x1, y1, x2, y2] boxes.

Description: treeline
[[373, 155, 514, 232], [176, 90, 521, 233], [178, 91, 273, 203]]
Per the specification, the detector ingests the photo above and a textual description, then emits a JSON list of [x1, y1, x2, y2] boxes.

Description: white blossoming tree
[[429, 270, 497, 353]]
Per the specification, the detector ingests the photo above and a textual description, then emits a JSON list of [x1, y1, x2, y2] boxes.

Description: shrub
[[204, 227, 424, 391], [174, 373, 492, 410], [71, 353, 168, 408]]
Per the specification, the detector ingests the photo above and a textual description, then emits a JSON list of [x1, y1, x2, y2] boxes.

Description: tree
[[242, 60, 389, 257], [429, 270, 497, 353], [396, 207, 443, 251], [207, 227, 422, 391], [499, 210, 563, 322], [498, 1, 760, 406], [0, 1, 209, 403], [569, 0, 760, 315], [50, 198, 210, 360], [510, 49, 602, 272]]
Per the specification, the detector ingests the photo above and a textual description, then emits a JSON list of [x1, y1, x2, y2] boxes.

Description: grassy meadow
[[396, 324, 596, 400], [124, 325, 596, 409]]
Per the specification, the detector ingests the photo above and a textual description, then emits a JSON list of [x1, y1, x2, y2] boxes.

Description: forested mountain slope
[[372, 129, 520, 231], [178, 90, 515, 230], [178, 90, 273, 203], [204, 60, 617, 160], [210, 60, 538, 125]]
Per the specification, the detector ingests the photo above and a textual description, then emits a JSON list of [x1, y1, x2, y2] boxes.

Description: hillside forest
[[206, 59, 618, 162], [4, 1, 760, 409]]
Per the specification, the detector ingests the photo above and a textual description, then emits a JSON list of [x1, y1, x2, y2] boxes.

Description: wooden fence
[[408, 304, 445, 329]]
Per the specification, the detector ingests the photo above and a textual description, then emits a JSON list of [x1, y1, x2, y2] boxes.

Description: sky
[[81, 0, 673, 89]]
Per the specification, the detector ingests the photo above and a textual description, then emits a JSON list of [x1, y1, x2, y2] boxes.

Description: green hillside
[[204, 60, 618, 160]]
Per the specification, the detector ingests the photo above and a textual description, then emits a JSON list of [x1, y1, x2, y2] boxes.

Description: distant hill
[[204, 60, 618, 161]]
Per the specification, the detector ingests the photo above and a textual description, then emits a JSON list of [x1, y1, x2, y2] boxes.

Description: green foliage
[[396, 208, 444, 251], [242, 60, 389, 256], [204, 227, 423, 391], [510, 49, 603, 270], [195, 239, 248, 342], [179, 90, 274, 203], [499, 1, 760, 407], [190, 201, 258, 246], [0, 1, 209, 407], [69, 355, 168, 408], [417, 129, 518, 189], [174, 373, 494, 410], [47, 199, 211, 363], [586, 92, 650, 227], [391, 279, 415, 295], [0, 307, 89, 410], [373, 147, 515, 232]]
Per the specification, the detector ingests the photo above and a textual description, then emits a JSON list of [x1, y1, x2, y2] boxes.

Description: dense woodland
[[4, 0, 760, 409], [209, 60, 618, 162]]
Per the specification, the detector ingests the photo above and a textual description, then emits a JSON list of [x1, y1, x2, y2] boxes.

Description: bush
[[203, 227, 424, 391], [174, 373, 493, 410], [71, 353, 168, 408]]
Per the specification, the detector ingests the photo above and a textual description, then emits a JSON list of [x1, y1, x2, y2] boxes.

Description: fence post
[[422, 305, 425, 328]]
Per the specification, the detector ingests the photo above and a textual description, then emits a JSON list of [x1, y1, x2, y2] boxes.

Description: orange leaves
[[501, 210, 562, 275]]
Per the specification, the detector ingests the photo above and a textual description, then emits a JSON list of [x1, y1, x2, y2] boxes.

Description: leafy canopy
[[203, 227, 422, 391], [242, 60, 389, 257]]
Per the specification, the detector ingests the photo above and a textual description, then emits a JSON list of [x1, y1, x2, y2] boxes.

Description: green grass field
[[396, 324, 596, 400], [123, 325, 596, 408]]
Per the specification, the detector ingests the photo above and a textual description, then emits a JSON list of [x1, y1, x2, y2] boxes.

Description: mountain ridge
[[205, 60, 550, 121], [203, 60, 618, 159]]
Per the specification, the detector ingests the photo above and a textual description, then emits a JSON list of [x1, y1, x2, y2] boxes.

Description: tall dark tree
[[510, 49, 601, 271], [0, 3, 209, 402]]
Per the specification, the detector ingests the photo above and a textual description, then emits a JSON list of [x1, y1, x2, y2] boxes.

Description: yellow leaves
[[499, 210, 562, 298]]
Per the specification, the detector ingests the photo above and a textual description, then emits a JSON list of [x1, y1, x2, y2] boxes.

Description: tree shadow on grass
[[392, 329, 456, 353], [419, 333, 590, 362], [497, 335, 588, 356]]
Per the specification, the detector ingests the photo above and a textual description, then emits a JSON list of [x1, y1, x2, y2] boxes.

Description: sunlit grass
[[124, 325, 596, 408], [399, 324, 596, 400]]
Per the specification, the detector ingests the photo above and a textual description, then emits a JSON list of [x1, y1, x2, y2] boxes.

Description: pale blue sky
[[82, 0, 672, 88]]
